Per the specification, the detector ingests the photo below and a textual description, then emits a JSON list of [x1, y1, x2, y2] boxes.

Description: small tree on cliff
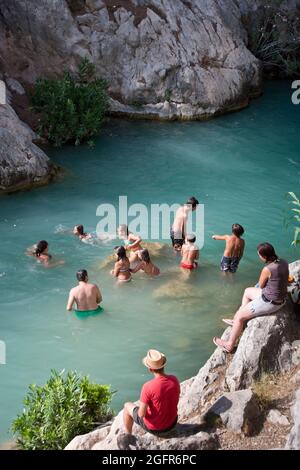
[[31, 59, 108, 147], [287, 192, 300, 245]]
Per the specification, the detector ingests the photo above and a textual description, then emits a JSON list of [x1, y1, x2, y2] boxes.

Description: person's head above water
[[117, 224, 129, 238], [114, 245, 127, 260], [35, 240, 48, 257], [76, 269, 88, 282], [139, 249, 151, 264], [257, 242, 279, 263], [232, 224, 244, 237], [186, 233, 196, 243], [184, 197, 199, 211], [73, 225, 85, 236]]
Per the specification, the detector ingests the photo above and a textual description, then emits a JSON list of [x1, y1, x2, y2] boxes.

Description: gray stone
[[225, 301, 298, 391], [291, 371, 300, 384], [205, 389, 261, 435], [0, 104, 54, 193], [5, 77, 25, 95], [65, 425, 111, 450], [267, 409, 289, 427], [286, 388, 300, 449]]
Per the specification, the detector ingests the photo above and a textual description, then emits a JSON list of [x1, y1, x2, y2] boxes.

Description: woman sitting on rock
[[213, 242, 289, 353]]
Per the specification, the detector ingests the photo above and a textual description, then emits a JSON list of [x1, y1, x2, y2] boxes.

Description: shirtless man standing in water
[[212, 224, 245, 273], [170, 197, 199, 252], [66, 269, 102, 312]]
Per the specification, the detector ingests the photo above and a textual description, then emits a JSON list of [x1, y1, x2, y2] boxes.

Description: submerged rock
[[0, 104, 55, 193]]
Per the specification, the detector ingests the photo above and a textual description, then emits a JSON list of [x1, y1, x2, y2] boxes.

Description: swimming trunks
[[75, 306, 103, 318], [180, 262, 194, 270], [220, 256, 240, 273], [170, 228, 185, 248]]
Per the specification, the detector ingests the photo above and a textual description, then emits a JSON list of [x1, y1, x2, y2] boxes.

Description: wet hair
[[257, 243, 279, 263], [185, 197, 199, 210], [118, 224, 129, 237], [140, 249, 151, 264], [35, 240, 48, 257], [75, 225, 85, 236], [114, 245, 127, 260], [232, 224, 244, 237], [76, 269, 88, 282], [187, 233, 196, 243]]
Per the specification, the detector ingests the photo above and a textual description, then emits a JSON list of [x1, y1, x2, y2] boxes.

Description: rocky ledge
[[66, 260, 300, 450], [0, 101, 56, 193]]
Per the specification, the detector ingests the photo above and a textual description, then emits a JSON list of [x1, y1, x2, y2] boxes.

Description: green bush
[[12, 370, 114, 450], [31, 59, 108, 147]]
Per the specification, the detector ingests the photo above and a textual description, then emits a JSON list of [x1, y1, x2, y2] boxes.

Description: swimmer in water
[[130, 249, 160, 276], [73, 225, 92, 241], [212, 223, 245, 273], [111, 246, 131, 282], [180, 234, 199, 271], [27, 240, 64, 267], [66, 269, 102, 313], [117, 224, 142, 267]]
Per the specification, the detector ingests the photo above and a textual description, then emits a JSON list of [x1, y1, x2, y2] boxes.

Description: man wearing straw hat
[[121, 349, 180, 437]]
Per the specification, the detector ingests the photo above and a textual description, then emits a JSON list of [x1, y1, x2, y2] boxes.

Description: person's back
[[224, 234, 244, 258], [67, 269, 102, 312], [263, 259, 289, 302], [73, 283, 99, 310], [181, 235, 199, 270], [141, 374, 180, 431]]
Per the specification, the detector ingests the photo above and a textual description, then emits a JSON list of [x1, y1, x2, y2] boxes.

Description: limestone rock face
[[204, 389, 261, 435], [286, 388, 300, 450], [0, 103, 53, 192], [0, 0, 262, 120]]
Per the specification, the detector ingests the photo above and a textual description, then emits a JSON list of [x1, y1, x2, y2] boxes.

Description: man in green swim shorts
[[66, 269, 102, 314]]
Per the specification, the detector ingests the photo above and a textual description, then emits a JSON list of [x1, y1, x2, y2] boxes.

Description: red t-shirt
[[140, 374, 180, 431]]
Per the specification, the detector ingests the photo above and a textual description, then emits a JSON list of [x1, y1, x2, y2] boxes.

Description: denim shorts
[[248, 295, 286, 317], [132, 407, 177, 435]]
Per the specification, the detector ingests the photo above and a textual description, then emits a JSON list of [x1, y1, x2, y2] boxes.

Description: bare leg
[[123, 402, 136, 434], [241, 287, 261, 308], [217, 306, 255, 352]]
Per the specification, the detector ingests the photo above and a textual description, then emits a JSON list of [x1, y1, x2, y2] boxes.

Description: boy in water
[[212, 224, 245, 273], [180, 234, 199, 270], [171, 197, 199, 252]]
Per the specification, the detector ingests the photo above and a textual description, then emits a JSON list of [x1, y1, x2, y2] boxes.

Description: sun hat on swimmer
[[142, 349, 167, 370]]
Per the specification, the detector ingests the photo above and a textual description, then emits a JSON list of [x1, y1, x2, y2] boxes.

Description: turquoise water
[[0, 81, 299, 444]]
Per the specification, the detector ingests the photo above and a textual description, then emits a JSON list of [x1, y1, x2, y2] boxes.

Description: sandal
[[213, 336, 232, 353], [222, 318, 234, 326]]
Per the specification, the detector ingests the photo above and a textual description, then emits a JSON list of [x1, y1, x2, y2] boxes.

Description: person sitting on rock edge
[[119, 349, 180, 446]]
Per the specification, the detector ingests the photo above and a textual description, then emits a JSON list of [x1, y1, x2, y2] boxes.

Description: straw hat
[[142, 349, 166, 370]]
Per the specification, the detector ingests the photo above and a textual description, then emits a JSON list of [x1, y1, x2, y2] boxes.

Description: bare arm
[[212, 234, 228, 241], [66, 289, 75, 311], [258, 267, 270, 289], [138, 402, 148, 418], [111, 262, 121, 277], [239, 240, 245, 259], [127, 233, 142, 249], [95, 285, 102, 304], [130, 262, 143, 274]]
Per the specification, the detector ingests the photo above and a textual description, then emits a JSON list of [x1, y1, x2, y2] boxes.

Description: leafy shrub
[[245, 3, 300, 77], [31, 59, 108, 147], [287, 192, 300, 245], [12, 370, 114, 450]]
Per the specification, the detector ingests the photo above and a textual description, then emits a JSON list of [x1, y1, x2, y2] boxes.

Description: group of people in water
[[27, 195, 291, 355]]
